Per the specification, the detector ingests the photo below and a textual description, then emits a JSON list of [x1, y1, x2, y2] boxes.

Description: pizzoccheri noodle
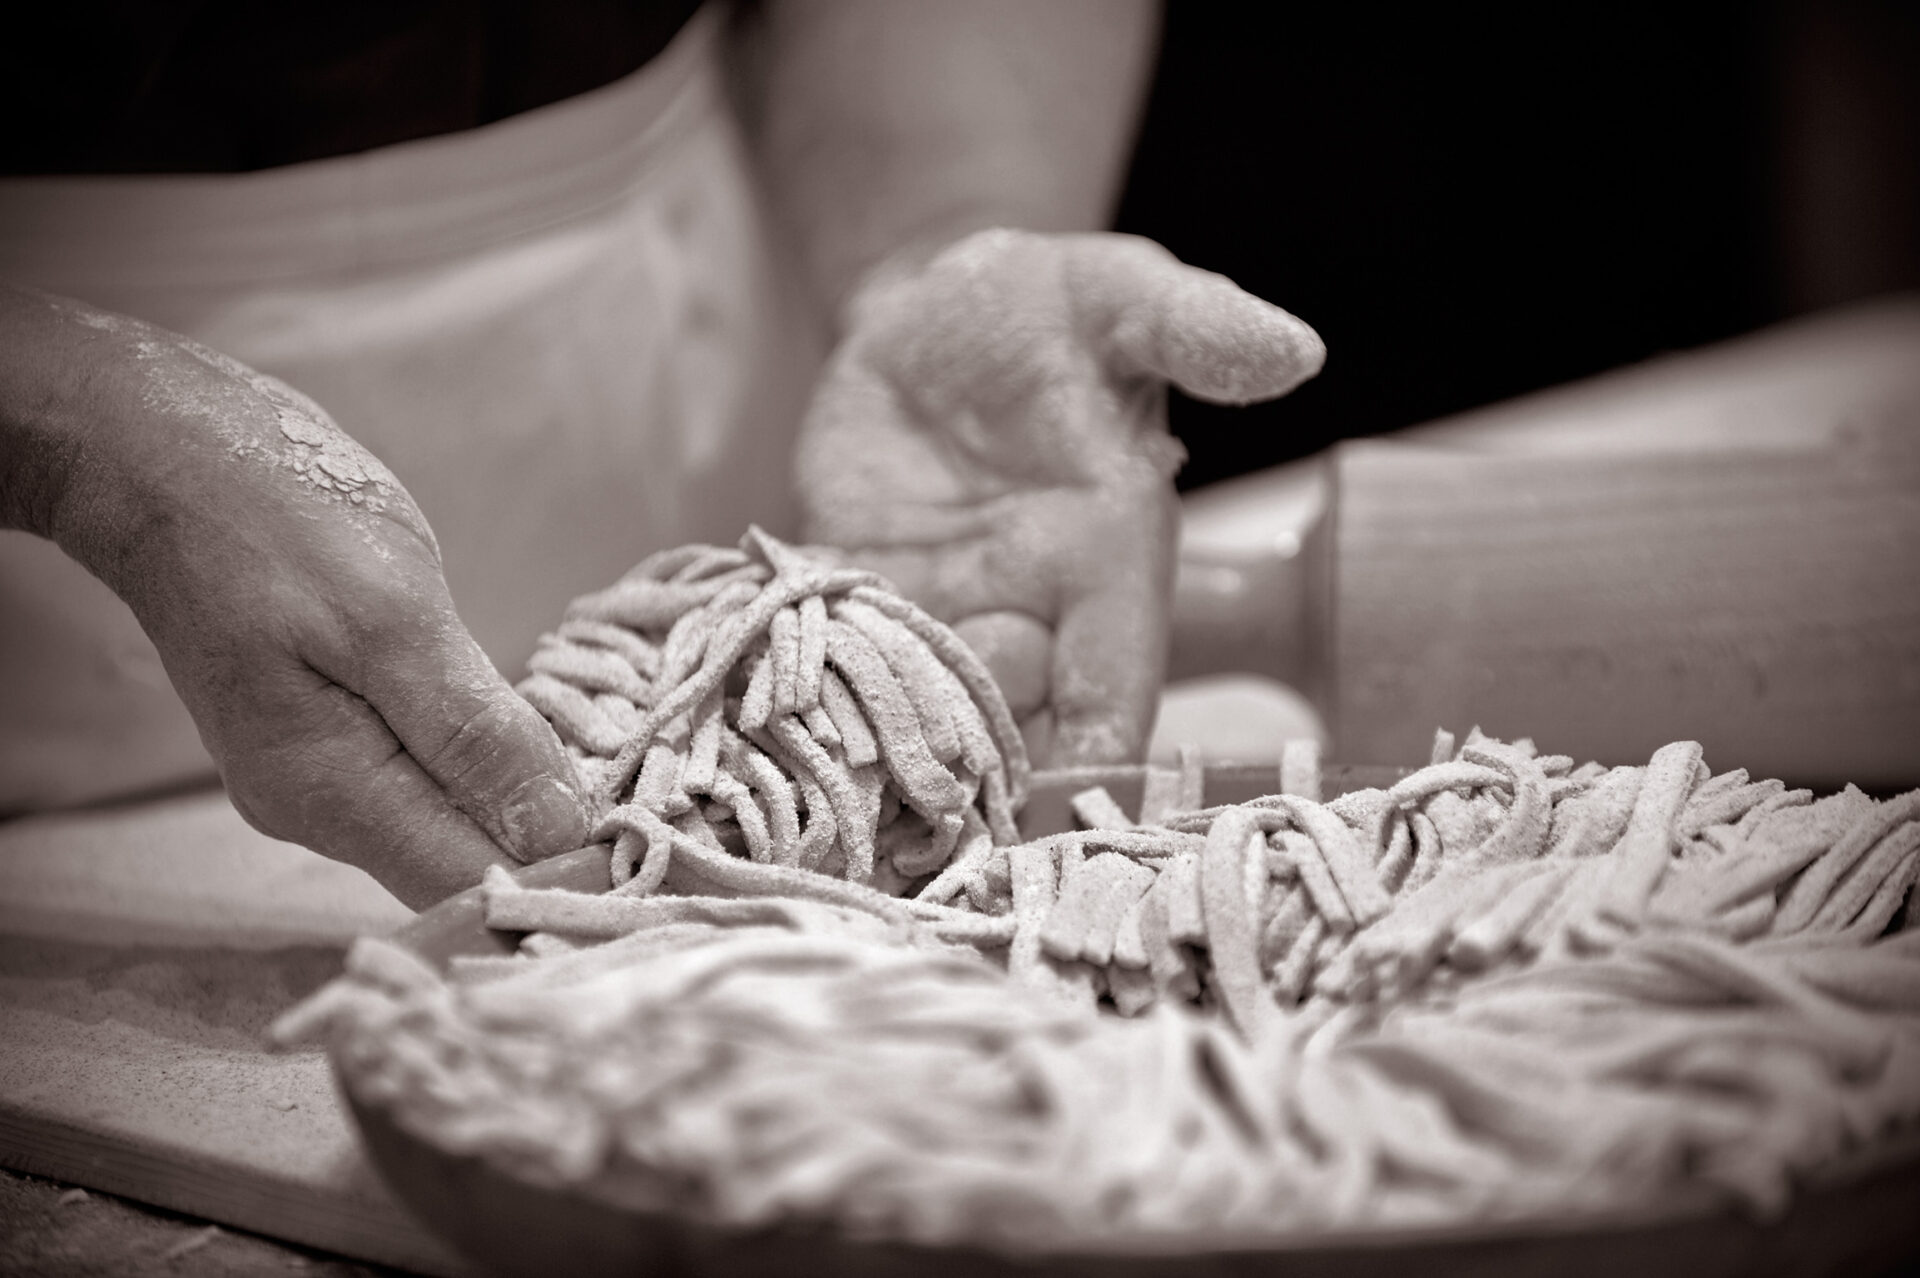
[[276, 532, 1920, 1248]]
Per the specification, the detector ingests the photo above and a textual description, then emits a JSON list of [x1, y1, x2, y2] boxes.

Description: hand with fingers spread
[[0, 287, 589, 908], [796, 229, 1325, 766]]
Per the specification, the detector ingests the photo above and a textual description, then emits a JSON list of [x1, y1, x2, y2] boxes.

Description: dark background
[[1116, 1, 1920, 490]]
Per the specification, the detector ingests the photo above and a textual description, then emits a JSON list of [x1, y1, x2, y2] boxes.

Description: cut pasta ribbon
[[278, 543, 1920, 1249]]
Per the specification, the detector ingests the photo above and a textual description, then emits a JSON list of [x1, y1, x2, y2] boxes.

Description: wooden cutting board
[[0, 785, 469, 1275]]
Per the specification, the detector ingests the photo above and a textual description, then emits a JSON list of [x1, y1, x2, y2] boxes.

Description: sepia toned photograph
[[1, 2, 1916, 1274]]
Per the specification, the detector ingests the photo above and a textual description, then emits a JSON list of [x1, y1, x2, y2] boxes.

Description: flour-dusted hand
[[0, 288, 589, 907], [796, 229, 1324, 765]]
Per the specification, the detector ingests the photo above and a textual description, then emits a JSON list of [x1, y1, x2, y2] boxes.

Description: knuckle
[[415, 693, 528, 793], [417, 699, 501, 778]]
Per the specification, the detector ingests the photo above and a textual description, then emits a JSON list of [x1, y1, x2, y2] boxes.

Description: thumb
[[363, 626, 592, 865], [1079, 236, 1326, 405]]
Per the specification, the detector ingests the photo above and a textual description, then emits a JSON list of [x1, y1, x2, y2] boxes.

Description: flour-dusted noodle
[[1159, 851, 1206, 945], [1278, 827, 1356, 934], [1778, 791, 1920, 934], [1070, 785, 1135, 831], [731, 737, 801, 863], [835, 598, 966, 765], [1449, 861, 1575, 971], [825, 619, 966, 817], [735, 645, 778, 733], [1599, 740, 1707, 925], [1137, 762, 1184, 826], [843, 585, 1031, 814], [1375, 809, 1416, 892], [1200, 810, 1274, 1040]]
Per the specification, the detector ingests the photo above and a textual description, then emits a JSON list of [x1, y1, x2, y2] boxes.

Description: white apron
[[0, 6, 826, 811]]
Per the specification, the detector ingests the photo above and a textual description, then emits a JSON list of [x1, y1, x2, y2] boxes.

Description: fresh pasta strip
[[1070, 786, 1134, 831], [1200, 810, 1275, 1040], [1599, 741, 1707, 924], [1137, 763, 1186, 826]]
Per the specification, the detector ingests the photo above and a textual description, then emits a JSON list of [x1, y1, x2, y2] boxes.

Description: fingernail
[[500, 774, 590, 863]]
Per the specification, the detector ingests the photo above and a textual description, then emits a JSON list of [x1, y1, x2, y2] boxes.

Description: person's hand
[[4, 293, 588, 907], [795, 229, 1325, 765]]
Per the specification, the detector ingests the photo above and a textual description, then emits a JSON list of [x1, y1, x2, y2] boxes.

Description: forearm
[[0, 286, 368, 611], [0, 286, 98, 543], [735, 0, 1159, 323], [0, 287, 225, 601]]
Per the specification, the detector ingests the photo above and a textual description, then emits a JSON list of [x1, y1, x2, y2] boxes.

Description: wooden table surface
[[0, 786, 467, 1275]]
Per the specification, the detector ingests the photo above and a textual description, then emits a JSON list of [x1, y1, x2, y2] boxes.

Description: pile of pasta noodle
[[509, 527, 1028, 896], [277, 533, 1920, 1248]]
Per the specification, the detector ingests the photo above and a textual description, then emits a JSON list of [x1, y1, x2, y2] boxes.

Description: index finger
[[1074, 236, 1327, 405]]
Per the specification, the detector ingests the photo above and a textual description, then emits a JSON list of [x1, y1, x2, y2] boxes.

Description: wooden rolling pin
[[1169, 300, 1920, 792]]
